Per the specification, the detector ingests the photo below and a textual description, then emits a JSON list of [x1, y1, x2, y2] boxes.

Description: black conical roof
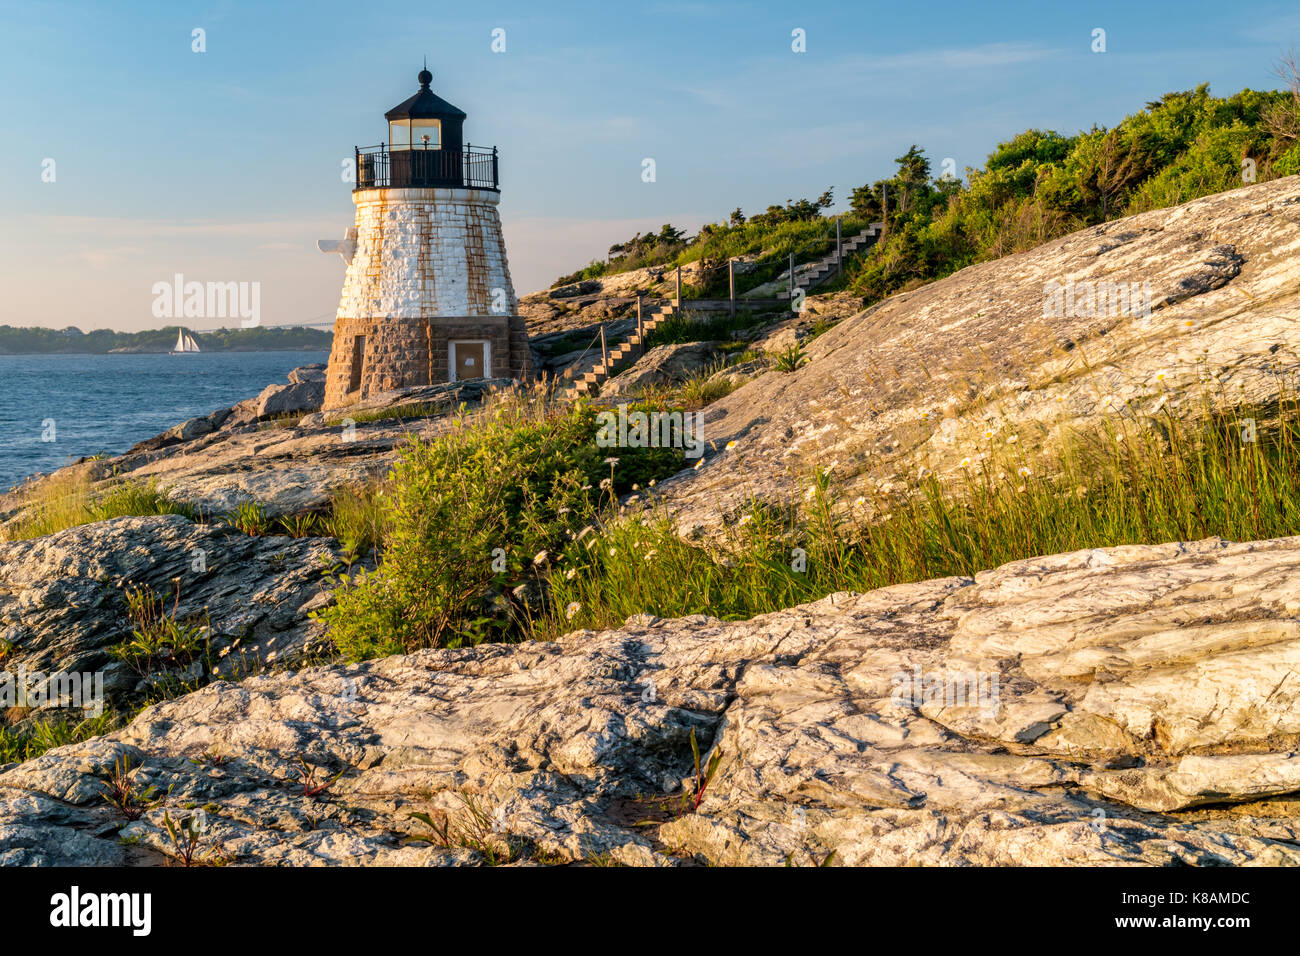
[[384, 67, 467, 121]]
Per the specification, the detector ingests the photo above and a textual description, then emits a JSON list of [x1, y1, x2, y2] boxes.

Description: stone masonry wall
[[324, 186, 533, 409]]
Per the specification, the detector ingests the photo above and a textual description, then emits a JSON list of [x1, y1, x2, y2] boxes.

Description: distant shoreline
[[0, 347, 332, 356], [0, 324, 333, 355]]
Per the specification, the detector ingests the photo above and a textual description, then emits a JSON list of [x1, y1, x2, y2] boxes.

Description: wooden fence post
[[836, 220, 842, 275], [675, 265, 682, 306], [600, 325, 608, 371], [728, 259, 736, 319], [636, 296, 644, 355], [789, 252, 795, 300]]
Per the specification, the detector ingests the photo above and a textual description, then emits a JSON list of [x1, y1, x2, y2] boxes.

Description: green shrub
[[318, 401, 684, 659]]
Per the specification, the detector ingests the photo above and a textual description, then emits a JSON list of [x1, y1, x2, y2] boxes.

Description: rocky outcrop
[[4, 534, 1300, 866], [654, 178, 1300, 534], [0, 380, 516, 533], [226, 364, 327, 427], [0, 515, 339, 714], [126, 408, 235, 455]]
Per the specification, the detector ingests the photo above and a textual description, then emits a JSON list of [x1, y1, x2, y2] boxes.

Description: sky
[[1, 0, 1297, 331]]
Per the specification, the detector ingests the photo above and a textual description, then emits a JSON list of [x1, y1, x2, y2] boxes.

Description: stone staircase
[[561, 299, 680, 399], [775, 222, 884, 300]]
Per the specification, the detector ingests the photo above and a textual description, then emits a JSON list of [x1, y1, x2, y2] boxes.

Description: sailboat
[[170, 329, 201, 354]]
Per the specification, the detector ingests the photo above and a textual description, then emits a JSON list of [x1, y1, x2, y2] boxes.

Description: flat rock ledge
[[4, 534, 1300, 866]]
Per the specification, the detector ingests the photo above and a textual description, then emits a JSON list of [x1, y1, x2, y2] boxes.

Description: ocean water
[[0, 351, 330, 491]]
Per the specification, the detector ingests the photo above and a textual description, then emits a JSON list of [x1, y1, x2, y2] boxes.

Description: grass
[[324, 483, 385, 557], [771, 344, 807, 373], [326, 402, 446, 427], [257, 411, 304, 431], [538, 390, 1300, 635], [111, 582, 210, 673], [2, 474, 198, 542], [0, 712, 121, 765], [627, 361, 745, 411], [277, 513, 321, 538], [222, 499, 271, 536]]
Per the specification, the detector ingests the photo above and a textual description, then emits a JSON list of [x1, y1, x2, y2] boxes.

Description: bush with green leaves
[[845, 83, 1300, 304], [318, 401, 683, 659]]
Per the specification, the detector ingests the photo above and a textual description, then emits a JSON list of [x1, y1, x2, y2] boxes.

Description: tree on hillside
[[1264, 48, 1300, 144], [850, 182, 883, 219], [749, 190, 833, 227], [893, 145, 932, 214]]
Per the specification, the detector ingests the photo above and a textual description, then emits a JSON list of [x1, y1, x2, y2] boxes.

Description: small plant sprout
[[223, 499, 270, 536], [687, 726, 723, 813], [162, 810, 226, 867], [277, 513, 319, 538], [294, 756, 348, 799], [773, 344, 807, 373], [408, 793, 520, 865], [100, 756, 161, 821]]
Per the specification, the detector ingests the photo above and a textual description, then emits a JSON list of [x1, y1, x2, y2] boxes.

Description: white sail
[[184, 335, 200, 352], [174, 328, 186, 352]]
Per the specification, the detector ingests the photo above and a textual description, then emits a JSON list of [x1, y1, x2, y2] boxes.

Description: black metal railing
[[354, 144, 499, 191]]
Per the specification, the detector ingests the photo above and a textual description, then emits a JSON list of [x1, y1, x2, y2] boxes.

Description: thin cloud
[[25, 215, 340, 241], [850, 41, 1061, 73]]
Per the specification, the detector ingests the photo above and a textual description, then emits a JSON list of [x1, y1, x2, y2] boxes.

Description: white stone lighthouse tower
[[320, 66, 533, 410]]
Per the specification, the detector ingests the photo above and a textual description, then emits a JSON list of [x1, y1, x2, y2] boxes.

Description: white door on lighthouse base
[[450, 340, 491, 382]]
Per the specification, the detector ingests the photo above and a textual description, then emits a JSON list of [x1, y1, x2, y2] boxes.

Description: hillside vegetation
[[557, 80, 1300, 303]]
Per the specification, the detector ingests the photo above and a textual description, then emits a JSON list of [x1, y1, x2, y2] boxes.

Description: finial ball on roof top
[[418, 67, 432, 88]]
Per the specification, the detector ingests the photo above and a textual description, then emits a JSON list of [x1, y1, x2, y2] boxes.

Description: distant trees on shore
[[0, 325, 332, 355]]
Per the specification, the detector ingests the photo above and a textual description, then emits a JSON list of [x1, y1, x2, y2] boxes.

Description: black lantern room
[[385, 65, 466, 153], [355, 66, 499, 191]]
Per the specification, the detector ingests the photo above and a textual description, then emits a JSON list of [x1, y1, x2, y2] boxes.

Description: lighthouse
[[319, 66, 533, 410]]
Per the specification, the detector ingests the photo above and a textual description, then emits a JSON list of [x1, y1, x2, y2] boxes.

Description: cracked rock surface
[[4, 534, 1300, 866], [0, 515, 339, 712]]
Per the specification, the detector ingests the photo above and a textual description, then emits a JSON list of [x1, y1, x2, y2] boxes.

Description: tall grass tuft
[[540, 396, 1300, 636], [3, 474, 197, 542]]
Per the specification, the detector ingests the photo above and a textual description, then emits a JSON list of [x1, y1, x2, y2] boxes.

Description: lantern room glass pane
[[413, 119, 442, 148], [389, 120, 410, 149]]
